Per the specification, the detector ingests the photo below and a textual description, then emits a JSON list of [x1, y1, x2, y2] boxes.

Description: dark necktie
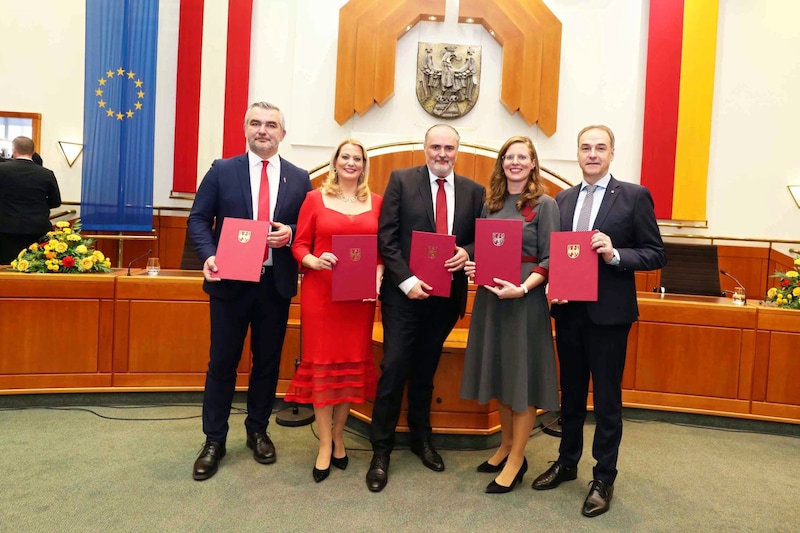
[[435, 178, 448, 234]]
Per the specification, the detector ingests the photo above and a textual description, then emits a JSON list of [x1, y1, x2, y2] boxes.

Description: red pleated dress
[[284, 190, 381, 407]]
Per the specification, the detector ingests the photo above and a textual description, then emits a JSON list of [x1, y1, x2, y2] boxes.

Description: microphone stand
[[719, 269, 747, 304], [127, 249, 153, 276], [275, 355, 315, 427]]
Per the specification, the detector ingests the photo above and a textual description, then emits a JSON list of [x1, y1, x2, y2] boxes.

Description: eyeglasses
[[502, 154, 532, 163]]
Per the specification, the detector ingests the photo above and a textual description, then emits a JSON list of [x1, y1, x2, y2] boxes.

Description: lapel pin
[[283, 177, 286, 183]]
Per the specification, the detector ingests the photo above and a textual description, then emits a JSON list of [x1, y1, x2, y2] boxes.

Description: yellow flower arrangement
[[9, 220, 113, 274], [765, 257, 800, 309]]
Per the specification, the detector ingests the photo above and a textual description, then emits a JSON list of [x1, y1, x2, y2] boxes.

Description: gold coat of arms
[[349, 248, 362, 262], [417, 43, 481, 119], [567, 244, 580, 258], [238, 230, 251, 243], [427, 246, 439, 259]]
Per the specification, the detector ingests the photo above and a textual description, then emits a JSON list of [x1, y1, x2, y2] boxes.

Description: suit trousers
[[202, 269, 290, 442], [370, 296, 459, 454], [554, 303, 631, 485]]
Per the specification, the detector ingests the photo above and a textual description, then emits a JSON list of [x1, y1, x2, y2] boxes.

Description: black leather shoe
[[366, 454, 390, 492], [246, 432, 276, 464], [582, 480, 614, 517], [411, 441, 445, 472], [331, 442, 348, 470], [476, 456, 508, 473], [531, 462, 578, 490], [485, 457, 527, 494], [192, 441, 226, 481], [312, 465, 330, 483]]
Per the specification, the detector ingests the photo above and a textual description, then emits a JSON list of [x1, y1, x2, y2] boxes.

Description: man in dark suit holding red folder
[[532, 125, 665, 516], [366, 124, 485, 492], [187, 102, 311, 481]]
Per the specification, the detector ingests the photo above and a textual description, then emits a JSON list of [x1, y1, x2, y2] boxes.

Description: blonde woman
[[285, 139, 383, 482]]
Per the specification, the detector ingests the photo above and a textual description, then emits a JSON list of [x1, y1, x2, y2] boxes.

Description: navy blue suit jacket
[[551, 176, 666, 325], [187, 154, 311, 300]]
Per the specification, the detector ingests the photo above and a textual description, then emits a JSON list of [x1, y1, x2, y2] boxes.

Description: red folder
[[331, 234, 378, 301], [548, 231, 598, 301], [409, 231, 456, 297], [214, 218, 270, 282], [474, 218, 523, 286]]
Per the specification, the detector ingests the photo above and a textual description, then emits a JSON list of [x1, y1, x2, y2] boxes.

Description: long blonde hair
[[320, 139, 371, 202], [486, 136, 546, 214]]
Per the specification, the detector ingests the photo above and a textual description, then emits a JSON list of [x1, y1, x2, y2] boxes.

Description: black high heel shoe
[[485, 457, 527, 494], [312, 465, 330, 483], [331, 442, 349, 470], [476, 456, 508, 473]]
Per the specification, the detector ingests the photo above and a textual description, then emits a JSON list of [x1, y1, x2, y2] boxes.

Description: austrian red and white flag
[[165, 0, 254, 194]]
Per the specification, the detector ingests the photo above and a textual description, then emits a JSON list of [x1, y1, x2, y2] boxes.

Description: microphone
[[719, 269, 746, 304], [127, 249, 153, 276]]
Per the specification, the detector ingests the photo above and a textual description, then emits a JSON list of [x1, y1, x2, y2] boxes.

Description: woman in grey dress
[[461, 136, 560, 494]]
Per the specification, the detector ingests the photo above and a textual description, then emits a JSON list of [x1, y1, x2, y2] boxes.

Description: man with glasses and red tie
[[187, 101, 311, 481], [366, 124, 485, 492]]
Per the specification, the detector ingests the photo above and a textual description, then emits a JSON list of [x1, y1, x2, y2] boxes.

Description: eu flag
[[81, 0, 159, 231]]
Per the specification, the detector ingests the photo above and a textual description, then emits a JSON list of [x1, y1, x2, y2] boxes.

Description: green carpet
[[0, 395, 796, 532]]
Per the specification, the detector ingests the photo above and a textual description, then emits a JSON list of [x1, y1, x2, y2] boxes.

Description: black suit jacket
[[187, 154, 311, 300], [378, 165, 485, 317], [552, 176, 666, 325], [0, 159, 61, 235]]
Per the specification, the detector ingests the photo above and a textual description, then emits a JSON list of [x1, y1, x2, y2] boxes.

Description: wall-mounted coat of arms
[[416, 43, 481, 119]]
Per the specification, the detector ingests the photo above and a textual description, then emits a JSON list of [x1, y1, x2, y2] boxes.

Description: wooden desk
[[624, 293, 759, 418], [112, 271, 301, 392], [1, 271, 797, 429], [753, 306, 800, 421], [0, 269, 118, 391], [350, 325, 500, 435]]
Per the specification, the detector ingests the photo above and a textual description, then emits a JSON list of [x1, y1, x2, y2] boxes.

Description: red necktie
[[258, 160, 270, 260], [435, 178, 448, 234]]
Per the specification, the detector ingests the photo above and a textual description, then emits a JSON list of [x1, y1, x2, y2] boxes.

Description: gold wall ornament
[[334, 0, 562, 135], [417, 43, 481, 119]]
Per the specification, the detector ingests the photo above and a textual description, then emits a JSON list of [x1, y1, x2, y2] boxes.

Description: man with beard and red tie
[[366, 124, 485, 492]]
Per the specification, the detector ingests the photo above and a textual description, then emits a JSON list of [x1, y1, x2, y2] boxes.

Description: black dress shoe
[[193, 441, 226, 481], [476, 456, 508, 473], [485, 457, 527, 494], [246, 432, 276, 464], [531, 462, 578, 490], [582, 480, 614, 517], [312, 465, 330, 483], [411, 441, 445, 472], [331, 442, 348, 470], [366, 454, 390, 492]]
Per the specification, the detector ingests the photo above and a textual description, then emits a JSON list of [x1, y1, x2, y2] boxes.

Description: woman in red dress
[[285, 139, 382, 482]]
